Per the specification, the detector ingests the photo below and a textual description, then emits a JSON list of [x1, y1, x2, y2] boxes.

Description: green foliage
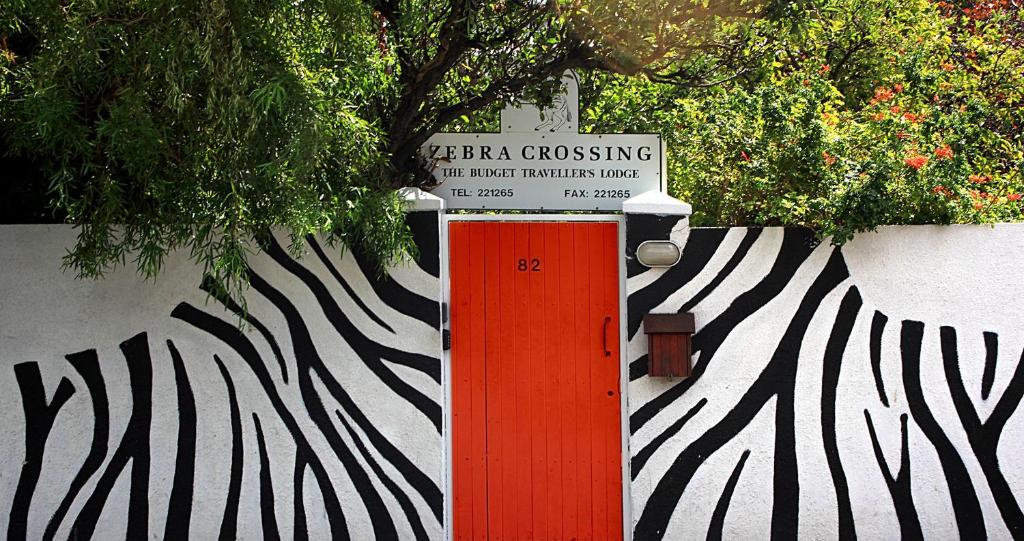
[[587, 0, 1024, 241], [2, 0, 775, 298], [1, 0, 1021, 301], [1, 0, 410, 299]]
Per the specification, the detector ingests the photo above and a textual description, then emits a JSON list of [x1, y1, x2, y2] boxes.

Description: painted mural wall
[[625, 219, 1024, 540], [5, 214, 1024, 541], [0, 213, 444, 540]]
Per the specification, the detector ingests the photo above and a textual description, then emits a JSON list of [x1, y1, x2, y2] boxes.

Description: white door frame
[[438, 213, 631, 541]]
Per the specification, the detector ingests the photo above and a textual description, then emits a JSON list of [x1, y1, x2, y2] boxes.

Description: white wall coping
[[622, 190, 692, 216], [398, 187, 446, 211]]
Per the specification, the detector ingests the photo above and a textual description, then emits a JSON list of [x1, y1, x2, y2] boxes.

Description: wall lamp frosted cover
[[636, 240, 681, 267]]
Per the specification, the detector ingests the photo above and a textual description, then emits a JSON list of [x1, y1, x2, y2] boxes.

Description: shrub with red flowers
[[587, 0, 1024, 240], [905, 154, 930, 169]]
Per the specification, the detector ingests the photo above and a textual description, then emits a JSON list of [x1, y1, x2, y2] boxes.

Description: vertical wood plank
[[572, 223, 593, 540], [603, 223, 624, 541], [588, 223, 608, 540], [512, 222, 533, 540], [557, 222, 579, 540], [528, 222, 547, 540], [483, 223, 502, 541], [498, 223, 516, 541], [670, 335, 683, 376], [468, 224, 488, 540], [542, 223, 562, 541], [450, 223, 470, 541]]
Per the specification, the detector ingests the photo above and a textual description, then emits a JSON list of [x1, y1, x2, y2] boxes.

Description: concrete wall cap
[[397, 187, 446, 211], [622, 190, 692, 216]]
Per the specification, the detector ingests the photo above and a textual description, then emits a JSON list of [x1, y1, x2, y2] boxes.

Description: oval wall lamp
[[636, 240, 682, 267]]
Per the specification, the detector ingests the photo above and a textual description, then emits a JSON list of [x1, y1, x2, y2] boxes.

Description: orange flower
[[1009, 193, 1022, 202], [903, 112, 922, 123], [822, 151, 836, 165], [942, 62, 955, 71], [874, 86, 895, 102], [974, 202, 985, 210], [969, 174, 991, 184], [894, 83, 904, 93], [934, 145, 954, 159], [820, 64, 831, 74], [872, 112, 886, 122], [890, 105, 901, 115], [802, 79, 811, 86], [905, 154, 929, 170], [896, 130, 910, 140]]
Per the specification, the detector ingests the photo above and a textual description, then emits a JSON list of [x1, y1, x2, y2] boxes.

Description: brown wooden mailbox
[[644, 313, 696, 378]]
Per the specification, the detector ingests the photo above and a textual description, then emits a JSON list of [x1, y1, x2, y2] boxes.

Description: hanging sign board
[[420, 72, 663, 210]]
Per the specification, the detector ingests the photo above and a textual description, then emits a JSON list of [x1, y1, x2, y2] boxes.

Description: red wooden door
[[449, 221, 623, 541]]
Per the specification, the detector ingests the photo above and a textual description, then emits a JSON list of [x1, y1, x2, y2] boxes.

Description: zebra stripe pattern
[[3, 212, 443, 540], [5, 216, 1023, 540], [625, 217, 1024, 540]]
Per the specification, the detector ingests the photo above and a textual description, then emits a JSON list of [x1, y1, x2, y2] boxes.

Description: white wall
[[4, 221, 1023, 540], [625, 223, 1024, 540], [0, 223, 444, 540]]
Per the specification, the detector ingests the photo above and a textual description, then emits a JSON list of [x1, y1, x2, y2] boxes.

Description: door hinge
[[442, 302, 449, 325], [442, 328, 451, 351]]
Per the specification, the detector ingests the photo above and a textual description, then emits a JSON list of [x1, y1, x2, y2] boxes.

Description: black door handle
[[603, 315, 612, 357]]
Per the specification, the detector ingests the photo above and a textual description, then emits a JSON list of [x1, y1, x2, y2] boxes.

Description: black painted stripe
[[630, 398, 708, 479], [264, 241, 441, 420], [706, 450, 752, 541], [171, 303, 350, 538], [307, 236, 396, 333], [627, 228, 730, 339], [164, 340, 196, 539], [349, 241, 441, 330], [201, 274, 290, 383], [634, 248, 849, 540], [982, 331, 998, 400], [407, 210, 440, 279], [821, 287, 863, 541], [772, 368, 799, 540], [678, 228, 762, 314], [293, 458, 309, 541], [214, 355, 244, 541], [864, 410, 924, 541], [335, 410, 430, 541], [200, 269, 441, 522], [870, 311, 890, 407], [252, 413, 281, 541], [244, 271, 402, 539], [69, 333, 153, 540], [629, 355, 649, 382], [272, 239, 441, 386], [941, 326, 1024, 536], [10, 363, 75, 541], [44, 350, 110, 541], [629, 230, 762, 381], [901, 321, 987, 539], [630, 228, 826, 435]]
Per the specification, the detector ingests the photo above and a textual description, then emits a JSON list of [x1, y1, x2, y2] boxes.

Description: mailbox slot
[[644, 313, 695, 378]]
